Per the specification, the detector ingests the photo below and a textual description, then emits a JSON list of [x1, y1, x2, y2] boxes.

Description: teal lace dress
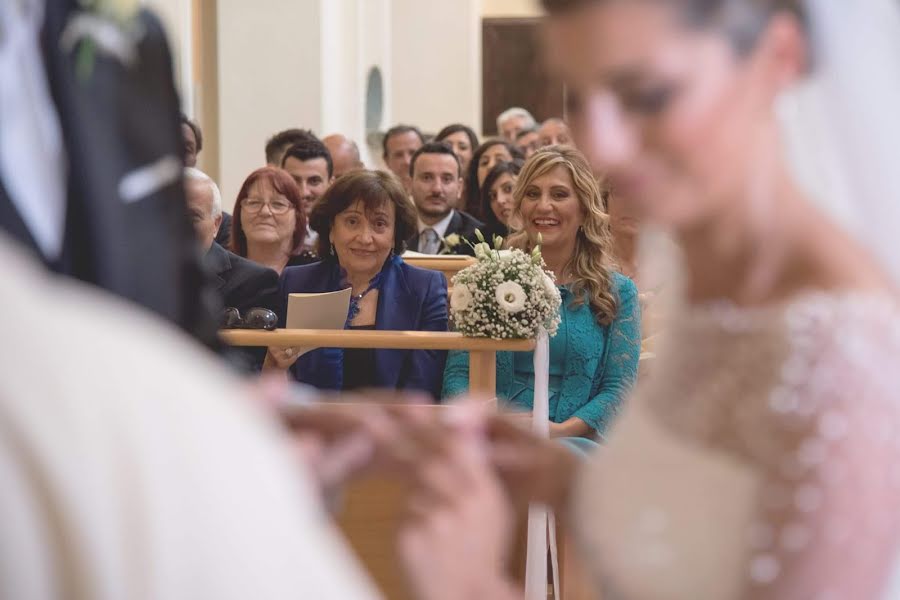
[[442, 272, 641, 448]]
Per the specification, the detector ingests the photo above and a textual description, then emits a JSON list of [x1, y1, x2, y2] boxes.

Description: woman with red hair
[[230, 167, 316, 274]]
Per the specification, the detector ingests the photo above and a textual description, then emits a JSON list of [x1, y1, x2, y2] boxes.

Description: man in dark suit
[[184, 168, 279, 314], [0, 1, 217, 345], [405, 142, 483, 256]]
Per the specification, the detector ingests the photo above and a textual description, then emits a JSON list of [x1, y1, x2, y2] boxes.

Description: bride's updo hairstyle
[[541, 0, 808, 58]]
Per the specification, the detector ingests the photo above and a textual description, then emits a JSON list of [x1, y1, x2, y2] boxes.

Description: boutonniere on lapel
[[440, 233, 463, 255], [60, 0, 143, 82]]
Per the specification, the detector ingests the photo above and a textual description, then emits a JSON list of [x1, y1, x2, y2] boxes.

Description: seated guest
[[181, 114, 232, 247], [281, 139, 335, 254], [265, 170, 448, 398], [322, 133, 365, 179], [180, 114, 202, 168], [515, 127, 541, 159], [406, 142, 483, 255], [265, 128, 319, 167], [496, 106, 536, 142], [435, 124, 479, 176], [477, 160, 523, 247], [443, 146, 641, 446], [382, 124, 425, 192], [230, 167, 316, 275], [185, 168, 278, 370], [185, 168, 279, 312], [538, 117, 572, 147], [463, 138, 522, 219]]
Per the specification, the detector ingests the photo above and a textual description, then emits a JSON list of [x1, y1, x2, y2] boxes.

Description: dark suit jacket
[[0, 3, 217, 345], [406, 210, 484, 256], [215, 212, 233, 248], [278, 258, 449, 399], [205, 242, 278, 313]]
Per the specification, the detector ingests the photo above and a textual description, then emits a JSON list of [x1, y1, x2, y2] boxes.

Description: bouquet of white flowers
[[449, 231, 562, 339]]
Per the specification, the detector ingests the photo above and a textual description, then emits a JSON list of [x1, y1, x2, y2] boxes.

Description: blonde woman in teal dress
[[442, 146, 641, 450]]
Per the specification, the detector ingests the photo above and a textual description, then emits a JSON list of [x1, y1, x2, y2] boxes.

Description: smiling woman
[[443, 146, 642, 443], [265, 170, 450, 398]]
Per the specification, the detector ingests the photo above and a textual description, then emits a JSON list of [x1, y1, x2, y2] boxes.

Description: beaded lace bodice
[[576, 291, 900, 600]]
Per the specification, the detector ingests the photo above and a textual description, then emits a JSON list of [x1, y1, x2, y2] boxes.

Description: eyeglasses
[[241, 197, 294, 215]]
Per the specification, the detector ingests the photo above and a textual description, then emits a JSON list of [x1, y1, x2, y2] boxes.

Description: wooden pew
[[401, 255, 475, 284], [223, 329, 594, 599]]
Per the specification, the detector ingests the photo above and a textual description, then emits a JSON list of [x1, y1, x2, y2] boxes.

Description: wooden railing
[[220, 329, 533, 395]]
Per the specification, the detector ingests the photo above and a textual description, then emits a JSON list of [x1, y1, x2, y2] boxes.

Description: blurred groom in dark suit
[[0, 0, 217, 345]]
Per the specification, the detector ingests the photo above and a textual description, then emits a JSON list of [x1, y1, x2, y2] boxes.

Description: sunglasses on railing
[[219, 307, 278, 330]]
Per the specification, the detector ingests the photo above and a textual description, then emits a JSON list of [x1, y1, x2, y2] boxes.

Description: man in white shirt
[[406, 142, 482, 255]]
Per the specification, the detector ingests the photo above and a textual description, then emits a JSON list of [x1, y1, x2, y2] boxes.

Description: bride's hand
[[487, 415, 581, 514], [396, 405, 520, 600]]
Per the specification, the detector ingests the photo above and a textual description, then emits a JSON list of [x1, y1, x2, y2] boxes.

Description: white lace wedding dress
[[574, 291, 900, 599]]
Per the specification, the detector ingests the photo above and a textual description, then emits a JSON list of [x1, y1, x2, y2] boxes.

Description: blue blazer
[[278, 258, 449, 398]]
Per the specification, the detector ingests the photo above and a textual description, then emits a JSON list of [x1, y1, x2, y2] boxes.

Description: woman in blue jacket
[[443, 147, 641, 443], [265, 170, 448, 398]]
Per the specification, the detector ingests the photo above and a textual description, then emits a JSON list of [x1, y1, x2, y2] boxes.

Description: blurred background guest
[[435, 123, 479, 179], [180, 114, 233, 248], [280, 139, 334, 255], [477, 160, 523, 247], [538, 117, 572, 147], [230, 167, 315, 275], [407, 142, 482, 255], [382, 124, 425, 192], [515, 127, 541, 159], [496, 106, 536, 142], [444, 147, 641, 447], [180, 114, 202, 167], [322, 134, 365, 179], [265, 128, 319, 167], [463, 138, 522, 219], [266, 170, 448, 397]]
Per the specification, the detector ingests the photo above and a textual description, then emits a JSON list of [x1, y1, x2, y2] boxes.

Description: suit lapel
[[375, 262, 416, 387], [204, 243, 230, 291]]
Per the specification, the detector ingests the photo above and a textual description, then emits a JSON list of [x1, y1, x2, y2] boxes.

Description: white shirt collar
[[0, 0, 67, 260], [418, 209, 455, 239]]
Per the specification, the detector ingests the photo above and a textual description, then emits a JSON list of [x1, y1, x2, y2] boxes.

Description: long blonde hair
[[508, 146, 619, 325]]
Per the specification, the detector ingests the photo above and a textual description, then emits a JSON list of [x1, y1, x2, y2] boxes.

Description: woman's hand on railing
[[263, 346, 303, 371]]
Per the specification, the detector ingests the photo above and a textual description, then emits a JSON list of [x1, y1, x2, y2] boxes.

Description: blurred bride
[[386, 1, 900, 599]]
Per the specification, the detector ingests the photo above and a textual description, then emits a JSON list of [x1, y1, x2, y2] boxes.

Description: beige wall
[[216, 0, 325, 209], [481, 0, 543, 17], [390, 0, 481, 137]]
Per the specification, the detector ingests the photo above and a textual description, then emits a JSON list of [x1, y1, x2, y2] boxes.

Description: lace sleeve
[[738, 304, 900, 599], [573, 275, 642, 434]]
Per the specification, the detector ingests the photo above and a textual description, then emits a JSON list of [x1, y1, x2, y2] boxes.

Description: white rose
[[444, 233, 461, 247], [450, 285, 473, 311], [542, 272, 558, 298], [495, 281, 527, 313]]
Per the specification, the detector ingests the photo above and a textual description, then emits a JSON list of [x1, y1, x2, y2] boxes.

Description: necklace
[[347, 285, 376, 324]]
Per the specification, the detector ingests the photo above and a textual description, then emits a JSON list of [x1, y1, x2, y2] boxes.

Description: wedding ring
[[284, 347, 293, 357]]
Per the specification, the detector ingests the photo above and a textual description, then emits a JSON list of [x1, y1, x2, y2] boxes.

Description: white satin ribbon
[[524, 329, 559, 600]]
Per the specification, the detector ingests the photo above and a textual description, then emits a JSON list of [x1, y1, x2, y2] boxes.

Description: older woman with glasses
[[230, 167, 316, 275]]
